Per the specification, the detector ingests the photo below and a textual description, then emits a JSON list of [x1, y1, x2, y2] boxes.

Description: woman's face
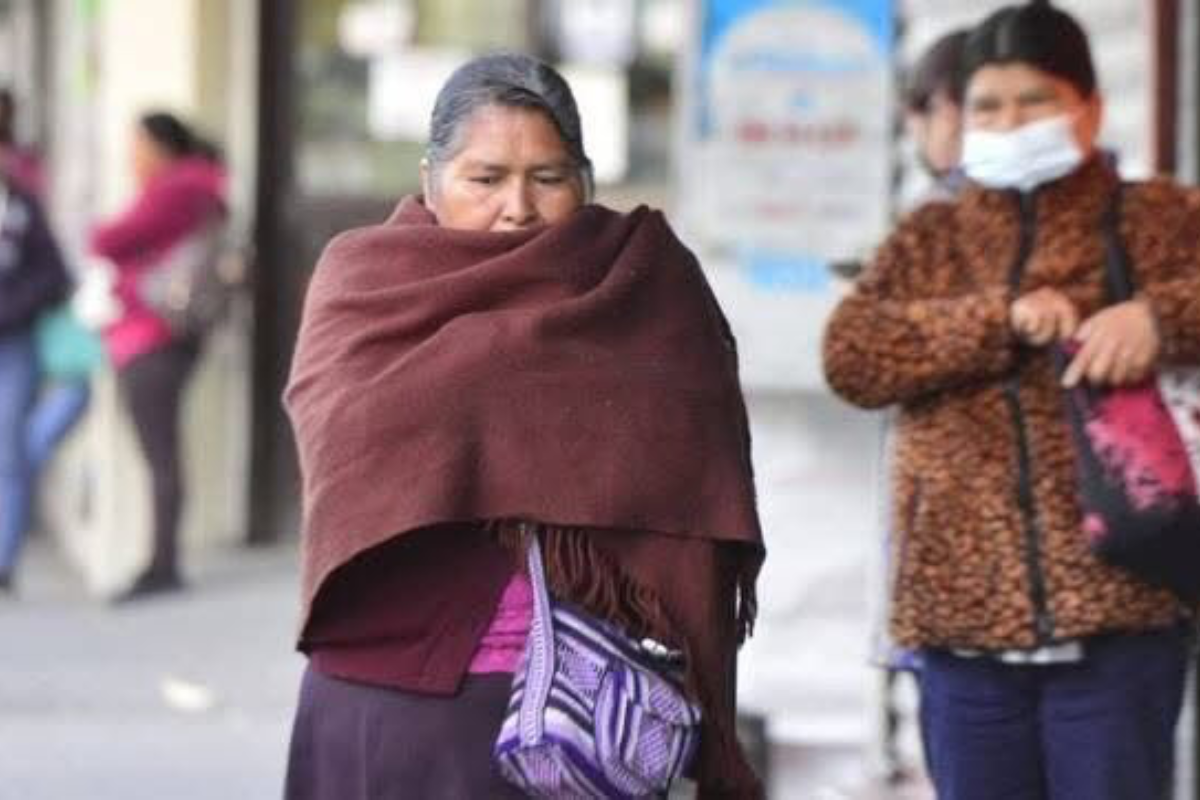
[[131, 127, 171, 186], [964, 62, 1102, 155], [422, 105, 586, 233]]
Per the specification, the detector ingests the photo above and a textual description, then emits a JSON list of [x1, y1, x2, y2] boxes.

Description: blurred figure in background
[[0, 84, 99, 594], [903, 29, 969, 206], [0, 88, 44, 197], [91, 111, 226, 602], [2, 84, 106, 530], [0, 176, 71, 594], [826, 3, 1200, 797], [29, 301, 104, 474]]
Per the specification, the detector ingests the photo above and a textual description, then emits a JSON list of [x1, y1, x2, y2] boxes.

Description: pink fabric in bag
[[468, 571, 533, 674]]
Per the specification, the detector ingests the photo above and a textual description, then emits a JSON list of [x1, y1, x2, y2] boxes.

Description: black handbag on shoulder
[[1054, 184, 1200, 600]]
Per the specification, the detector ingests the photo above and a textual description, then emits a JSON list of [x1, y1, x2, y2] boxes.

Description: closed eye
[[1017, 92, 1059, 111], [968, 97, 1001, 115]]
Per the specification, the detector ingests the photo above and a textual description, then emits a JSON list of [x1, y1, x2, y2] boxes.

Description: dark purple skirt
[[284, 665, 527, 799]]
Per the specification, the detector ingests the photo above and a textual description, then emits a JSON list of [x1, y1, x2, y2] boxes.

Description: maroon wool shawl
[[286, 197, 765, 795]]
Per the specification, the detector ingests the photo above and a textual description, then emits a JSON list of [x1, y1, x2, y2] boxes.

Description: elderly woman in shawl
[[283, 54, 765, 799]]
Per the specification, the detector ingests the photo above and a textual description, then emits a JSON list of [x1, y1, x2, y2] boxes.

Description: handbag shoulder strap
[[519, 525, 555, 743], [1101, 181, 1136, 303], [524, 526, 552, 630]]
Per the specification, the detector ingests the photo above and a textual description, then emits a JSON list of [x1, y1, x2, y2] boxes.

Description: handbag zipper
[[1004, 191, 1055, 644]]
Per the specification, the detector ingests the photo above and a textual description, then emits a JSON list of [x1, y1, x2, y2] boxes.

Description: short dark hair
[[426, 52, 593, 199], [905, 30, 970, 112], [963, 2, 1096, 99], [139, 111, 222, 163]]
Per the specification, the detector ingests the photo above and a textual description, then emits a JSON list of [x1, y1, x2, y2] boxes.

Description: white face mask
[[961, 115, 1085, 192]]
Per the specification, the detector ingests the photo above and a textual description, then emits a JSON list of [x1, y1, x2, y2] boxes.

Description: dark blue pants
[[920, 629, 1189, 800]]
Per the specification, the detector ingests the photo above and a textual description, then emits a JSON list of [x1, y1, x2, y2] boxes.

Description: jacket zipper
[[1003, 191, 1055, 644]]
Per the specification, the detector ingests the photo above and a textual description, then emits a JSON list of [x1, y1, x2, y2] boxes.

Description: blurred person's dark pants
[[118, 338, 199, 581], [919, 628, 1188, 800], [0, 332, 38, 578]]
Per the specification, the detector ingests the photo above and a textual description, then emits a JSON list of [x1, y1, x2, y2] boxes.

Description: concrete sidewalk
[[0, 538, 303, 800], [0, 536, 937, 800]]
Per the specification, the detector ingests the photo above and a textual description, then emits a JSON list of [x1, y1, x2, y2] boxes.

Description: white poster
[[678, 0, 894, 390]]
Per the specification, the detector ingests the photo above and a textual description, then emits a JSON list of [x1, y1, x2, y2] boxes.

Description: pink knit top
[[467, 571, 533, 674]]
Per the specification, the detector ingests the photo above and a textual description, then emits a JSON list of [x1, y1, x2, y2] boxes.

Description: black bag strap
[[1101, 181, 1136, 304]]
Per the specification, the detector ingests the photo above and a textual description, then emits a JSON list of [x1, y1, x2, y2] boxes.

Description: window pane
[[296, 0, 532, 198]]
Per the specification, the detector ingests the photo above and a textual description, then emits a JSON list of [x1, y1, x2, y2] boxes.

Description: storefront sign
[[678, 0, 894, 389]]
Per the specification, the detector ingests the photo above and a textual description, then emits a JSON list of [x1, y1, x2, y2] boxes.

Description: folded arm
[[823, 207, 1017, 409]]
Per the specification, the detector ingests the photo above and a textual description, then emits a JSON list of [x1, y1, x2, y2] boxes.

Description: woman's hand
[[1062, 299, 1161, 388], [1010, 288, 1080, 346]]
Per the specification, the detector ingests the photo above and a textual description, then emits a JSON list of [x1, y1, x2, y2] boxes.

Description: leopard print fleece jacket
[[823, 156, 1200, 651]]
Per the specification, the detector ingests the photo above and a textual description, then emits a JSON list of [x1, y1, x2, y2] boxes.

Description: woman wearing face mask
[[824, 4, 1199, 797], [283, 54, 764, 799]]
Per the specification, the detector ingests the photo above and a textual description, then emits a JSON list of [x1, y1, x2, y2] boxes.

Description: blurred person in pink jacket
[[91, 112, 226, 602]]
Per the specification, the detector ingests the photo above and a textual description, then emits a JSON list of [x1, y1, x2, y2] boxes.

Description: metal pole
[[247, 0, 297, 544], [1152, 0, 1180, 174]]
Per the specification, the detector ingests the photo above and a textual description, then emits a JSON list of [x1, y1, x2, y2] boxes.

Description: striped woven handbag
[[493, 531, 701, 798]]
